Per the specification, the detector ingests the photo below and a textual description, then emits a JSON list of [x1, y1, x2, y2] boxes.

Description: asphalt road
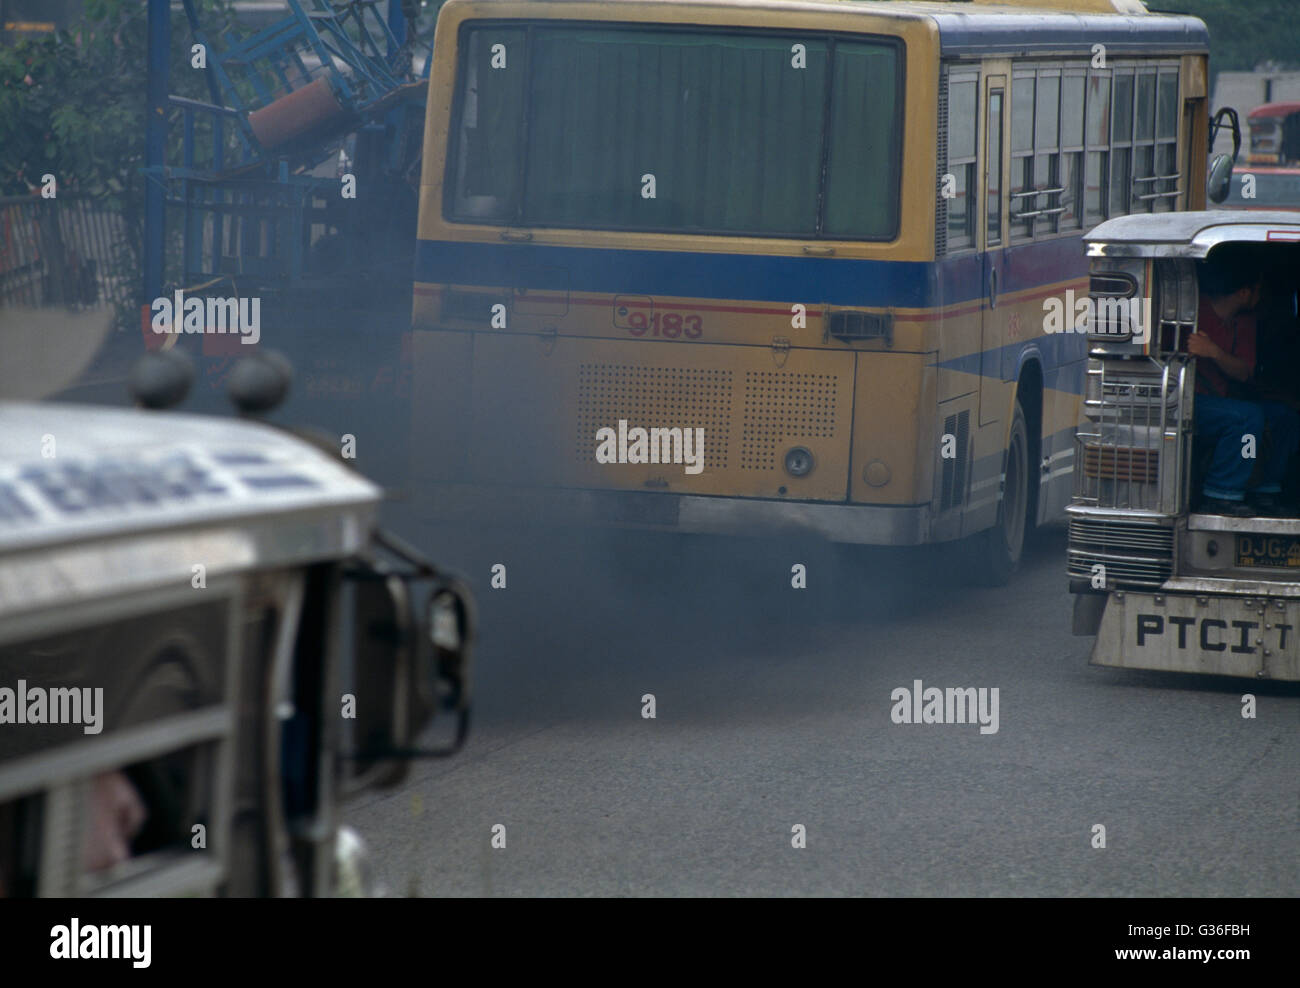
[[344, 518, 1300, 897], [50, 348, 1298, 897]]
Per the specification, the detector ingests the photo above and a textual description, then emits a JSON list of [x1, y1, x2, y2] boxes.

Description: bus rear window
[[445, 24, 902, 239]]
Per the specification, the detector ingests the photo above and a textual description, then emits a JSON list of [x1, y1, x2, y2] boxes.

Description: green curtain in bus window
[[1136, 73, 1156, 142], [823, 42, 900, 238], [1059, 151, 1081, 229], [1110, 147, 1131, 216], [1035, 75, 1060, 152], [1085, 150, 1107, 225], [1112, 72, 1134, 144], [523, 29, 827, 235], [1085, 75, 1110, 147], [948, 79, 978, 161], [1061, 75, 1084, 148], [1155, 143, 1177, 212], [450, 29, 526, 221], [1012, 76, 1035, 152]]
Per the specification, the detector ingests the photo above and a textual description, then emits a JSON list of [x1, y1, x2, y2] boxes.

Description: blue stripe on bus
[[414, 236, 1086, 310], [414, 236, 1093, 386], [933, 332, 1088, 390]]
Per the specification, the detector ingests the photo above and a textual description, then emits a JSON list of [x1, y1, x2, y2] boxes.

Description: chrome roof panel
[[1084, 210, 1300, 258], [0, 402, 381, 618]]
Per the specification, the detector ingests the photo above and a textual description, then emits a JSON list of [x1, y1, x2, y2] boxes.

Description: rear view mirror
[[1207, 106, 1242, 204], [345, 569, 415, 791], [340, 530, 475, 796], [1207, 153, 1234, 204]]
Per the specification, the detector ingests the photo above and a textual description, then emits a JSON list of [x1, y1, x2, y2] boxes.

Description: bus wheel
[[966, 400, 1030, 586]]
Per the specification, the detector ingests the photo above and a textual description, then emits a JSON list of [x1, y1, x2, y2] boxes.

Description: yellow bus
[[409, 0, 1213, 582]]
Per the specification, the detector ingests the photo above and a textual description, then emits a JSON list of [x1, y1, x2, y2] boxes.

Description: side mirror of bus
[[1207, 154, 1235, 204]]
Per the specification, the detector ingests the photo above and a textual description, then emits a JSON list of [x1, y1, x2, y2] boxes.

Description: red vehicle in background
[[1246, 102, 1300, 166], [1225, 102, 1300, 210]]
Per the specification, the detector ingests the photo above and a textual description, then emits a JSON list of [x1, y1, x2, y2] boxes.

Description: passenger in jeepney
[[1185, 247, 1300, 517]]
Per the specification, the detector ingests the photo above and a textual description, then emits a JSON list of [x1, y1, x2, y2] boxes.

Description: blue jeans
[[1195, 394, 1300, 500]]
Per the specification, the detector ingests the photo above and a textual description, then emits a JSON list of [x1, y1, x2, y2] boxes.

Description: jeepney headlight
[[784, 446, 814, 477]]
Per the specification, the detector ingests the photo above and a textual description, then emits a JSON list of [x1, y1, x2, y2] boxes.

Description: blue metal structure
[[142, 0, 433, 305]]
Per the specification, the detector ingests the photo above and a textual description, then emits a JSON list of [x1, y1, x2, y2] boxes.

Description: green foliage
[[0, 0, 236, 200], [1150, 1, 1300, 74]]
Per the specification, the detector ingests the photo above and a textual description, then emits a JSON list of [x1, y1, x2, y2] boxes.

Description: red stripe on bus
[[412, 279, 1086, 321]]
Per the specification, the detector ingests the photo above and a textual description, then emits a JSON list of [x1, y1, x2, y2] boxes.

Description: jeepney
[[0, 396, 473, 896], [1068, 210, 1300, 681]]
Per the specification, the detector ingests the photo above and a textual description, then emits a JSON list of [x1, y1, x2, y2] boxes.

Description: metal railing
[[0, 196, 135, 318]]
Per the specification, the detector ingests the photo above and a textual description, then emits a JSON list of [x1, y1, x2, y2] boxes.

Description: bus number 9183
[[627, 311, 703, 338]]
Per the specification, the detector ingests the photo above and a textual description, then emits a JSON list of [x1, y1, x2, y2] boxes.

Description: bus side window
[[947, 73, 979, 251], [1155, 71, 1179, 212], [1059, 72, 1085, 231], [1010, 72, 1035, 240], [1109, 69, 1134, 218], [1084, 72, 1110, 227], [987, 89, 1003, 246]]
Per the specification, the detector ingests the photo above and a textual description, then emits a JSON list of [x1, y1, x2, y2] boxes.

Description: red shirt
[[1193, 297, 1256, 397]]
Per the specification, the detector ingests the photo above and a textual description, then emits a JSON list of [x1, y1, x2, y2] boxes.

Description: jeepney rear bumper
[[1091, 589, 1300, 680], [423, 482, 932, 545]]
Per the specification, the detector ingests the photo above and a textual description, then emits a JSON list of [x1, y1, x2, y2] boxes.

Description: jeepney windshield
[[445, 24, 903, 240]]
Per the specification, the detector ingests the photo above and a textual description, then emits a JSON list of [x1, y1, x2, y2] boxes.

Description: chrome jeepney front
[[0, 403, 472, 897], [1067, 212, 1300, 677], [1073, 354, 1193, 515], [1067, 355, 1194, 591], [1067, 247, 1202, 597]]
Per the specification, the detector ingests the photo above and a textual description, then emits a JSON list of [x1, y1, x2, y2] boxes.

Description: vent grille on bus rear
[[935, 64, 949, 258], [575, 364, 732, 470], [740, 371, 839, 470], [940, 410, 970, 511]]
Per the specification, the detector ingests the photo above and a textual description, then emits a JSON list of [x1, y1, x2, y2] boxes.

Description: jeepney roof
[[1084, 210, 1300, 258], [0, 402, 381, 622]]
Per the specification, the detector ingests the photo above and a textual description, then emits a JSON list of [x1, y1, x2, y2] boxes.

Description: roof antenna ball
[[128, 348, 195, 410], [227, 351, 294, 415]]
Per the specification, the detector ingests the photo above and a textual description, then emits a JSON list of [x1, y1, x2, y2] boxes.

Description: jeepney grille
[[574, 364, 732, 470], [1074, 356, 1190, 514], [740, 371, 838, 470], [1082, 442, 1160, 484], [1067, 517, 1175, 588]]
